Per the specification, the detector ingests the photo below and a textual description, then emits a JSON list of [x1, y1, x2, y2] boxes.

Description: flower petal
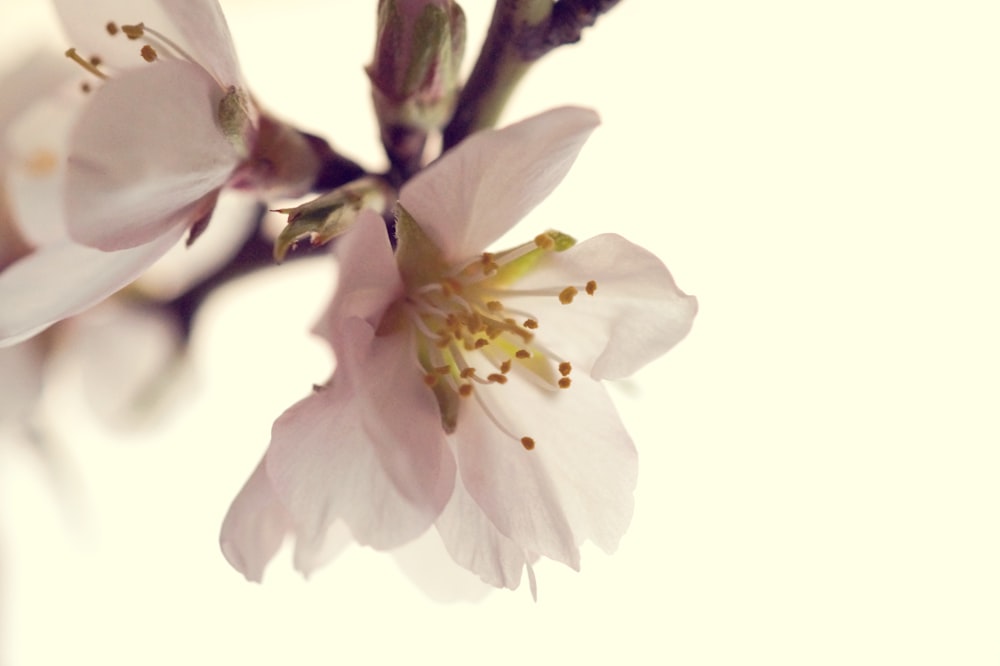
[[0, 339, 44, 424], [52, 0, 242, 85], [452, 369, 637, 569], [264, 349, 452, 560], [155, 0, 243, 87], [65, 60, 238, 251], [509, 233, 698, 379], [311, 209, 402, 348], [53, 0, 182, 71], [399, 106, 599, 260], [434, 470, 530, 592], [220, 459, 296, 582], [0, 230, 182, 347]]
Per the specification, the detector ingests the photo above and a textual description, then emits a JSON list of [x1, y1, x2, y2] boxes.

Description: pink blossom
[[221, 107, 698, 594], [0, 0, 319, 345]]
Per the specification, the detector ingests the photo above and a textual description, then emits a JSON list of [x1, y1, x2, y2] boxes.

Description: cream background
[[1, 1, 998, 664]]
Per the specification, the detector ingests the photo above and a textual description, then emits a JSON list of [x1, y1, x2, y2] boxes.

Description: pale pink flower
[[222, 107, 698, 593], [0, 0, 319, 345]]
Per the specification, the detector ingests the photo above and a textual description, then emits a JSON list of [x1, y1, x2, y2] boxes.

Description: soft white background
[[2, 1, 999, 664]]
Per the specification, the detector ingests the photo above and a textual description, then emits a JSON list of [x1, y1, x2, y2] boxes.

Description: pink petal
[[434, 470, 530, 592], [452, 368, 638, 568], [156, 0, 243, 87], [399, 106, 599, 261], [264, 346, 453, 557], [65, 60, 239, 251], [508, 233, 698, 380], [53, 0, 242, 85], [0, 229, 182, 347], [53, 0, 183, 71], [311, 210, 402, 348], [220, 459, 296, 582]]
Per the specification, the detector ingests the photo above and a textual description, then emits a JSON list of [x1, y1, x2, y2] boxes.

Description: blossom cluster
[[0, 0, 697, 596]]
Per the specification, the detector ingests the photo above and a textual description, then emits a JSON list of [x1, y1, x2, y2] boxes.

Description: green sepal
[[394, 203, 450, 286]]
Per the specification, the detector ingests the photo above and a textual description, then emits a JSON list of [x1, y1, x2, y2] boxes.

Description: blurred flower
[[221, 107, 697, 594]]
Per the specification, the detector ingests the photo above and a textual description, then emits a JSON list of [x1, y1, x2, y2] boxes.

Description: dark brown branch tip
[[519, 0, 623, 60]]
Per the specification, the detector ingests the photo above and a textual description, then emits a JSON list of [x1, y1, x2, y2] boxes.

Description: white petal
[[220, 459, 296, 582], [453, 368, 638, 568], [399, 106, 599, 261], [0, 230, 182, 347], [509, 233, 698, 379], [65, 60, 238, 251]]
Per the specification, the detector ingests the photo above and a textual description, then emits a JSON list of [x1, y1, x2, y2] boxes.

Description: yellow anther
[[521, 436, 536, 450], [558, 362, 572, 377], [106, 21, 119, 36], [515, 349, 531, 359], [122, 23, 146, 40], [558, 377, 572, 389], [559, 286, 578, 304], [460, 367, 476, 379], [586, 280, 597, 295], [534, 233, 555, 250], [487, 373, 507, 384], [140, 44, 158, 62], [458, 384, 474, 397], [500, 360, 512, 374], [486, 300, 503, 312], [523, 319, 538, 329]]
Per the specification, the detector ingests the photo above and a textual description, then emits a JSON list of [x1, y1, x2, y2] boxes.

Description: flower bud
[[273, 177, 388, 262], [367, 0, 466, 133]]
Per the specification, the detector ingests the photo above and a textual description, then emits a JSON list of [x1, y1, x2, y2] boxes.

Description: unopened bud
[[367, 0, 466, 132], [273, 177, 388, 263]]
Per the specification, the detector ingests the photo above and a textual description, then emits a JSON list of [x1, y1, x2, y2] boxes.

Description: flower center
[[402, 231, 597, 450]]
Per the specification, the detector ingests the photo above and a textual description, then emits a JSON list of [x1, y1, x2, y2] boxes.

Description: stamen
[[423, 373, 439, 387], [460, 367, 476, 379], [486, 300, 503, 312], [89, 55, 102, 66], [487, 373, 507, 384], [121, 23, 146, 40], [140, 45, 158, 62], [106, 21, 119, 36], [500, 360, 512, 374], [521, 437, 536, 450], [524, 319, 538, 329], [559, 286, 579, 304], [65, 48, 109, 80], [558, 362, 572, 376], [586, 280, 598, 295], [458, 384, 473, 397], [515, 349, 531, 359], [534, 233, 555, 250], [558, 377, 572, 389], [80, 82, 91, 93]]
